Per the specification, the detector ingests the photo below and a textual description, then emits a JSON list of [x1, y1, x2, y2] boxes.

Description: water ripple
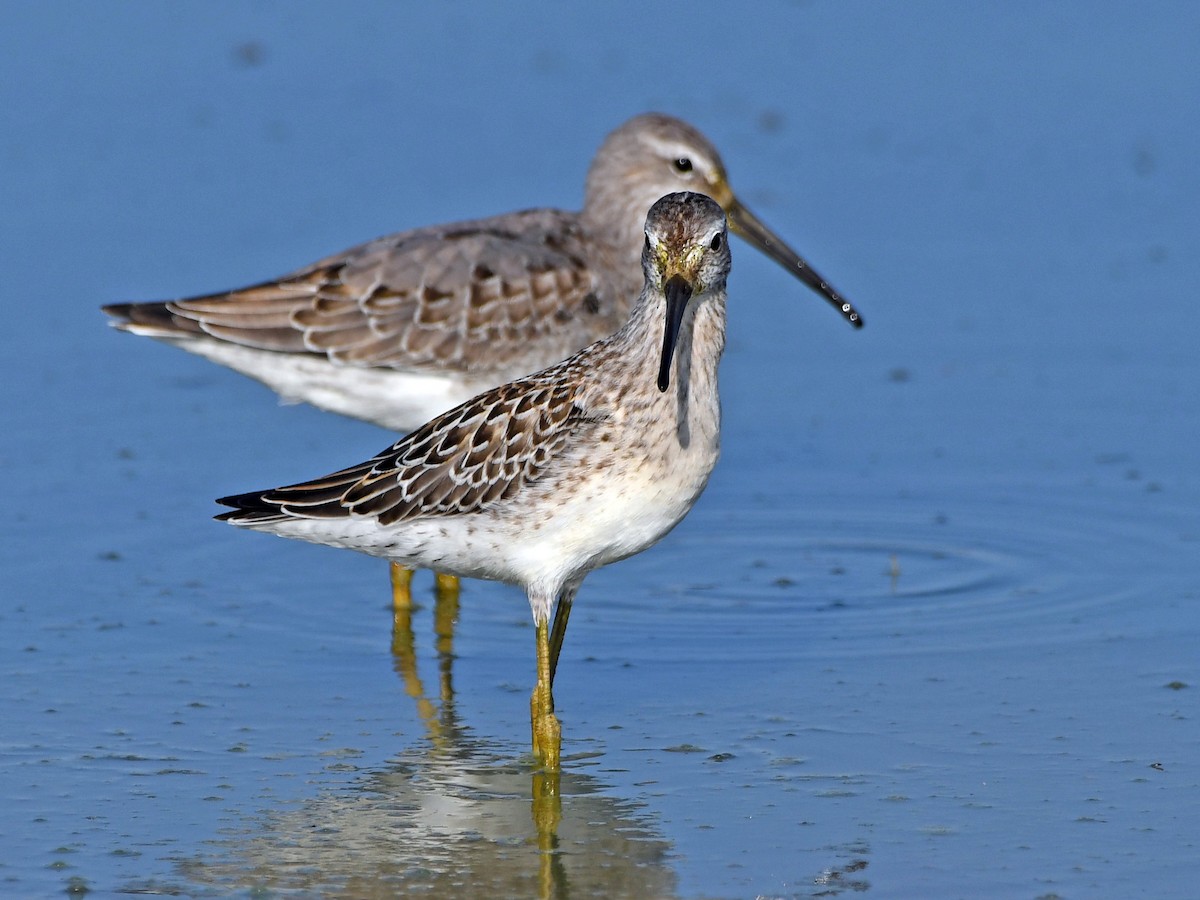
[[587, 481, 1193, 661]]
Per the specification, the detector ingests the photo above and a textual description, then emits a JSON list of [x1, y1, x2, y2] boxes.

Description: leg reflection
[[432, 572, 461, 709], [389, 574, 569, 898], [391, 584, 440, 740], [391, 571, 463, 748], [532, 769, 565, 900]]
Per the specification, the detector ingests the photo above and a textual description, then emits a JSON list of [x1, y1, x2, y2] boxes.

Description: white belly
[[155, 336, 499, 431], [240, 427, 719, 619]]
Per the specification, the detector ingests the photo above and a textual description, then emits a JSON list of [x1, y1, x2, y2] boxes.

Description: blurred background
[[2, 3, 1197, 896]]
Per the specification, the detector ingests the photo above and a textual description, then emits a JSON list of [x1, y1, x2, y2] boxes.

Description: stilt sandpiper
[[217, 192, 735, 769], [107, 113, 862, 611], [104, 113, 859, 431]]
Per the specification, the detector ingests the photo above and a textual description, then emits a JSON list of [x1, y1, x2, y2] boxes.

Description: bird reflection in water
[[390, 572, 462, 747], [391, 576, 586, 895], [173, 579, 680, 899]]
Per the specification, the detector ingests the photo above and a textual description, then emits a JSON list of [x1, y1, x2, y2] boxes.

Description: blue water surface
[[2, 3, 1198, 897]]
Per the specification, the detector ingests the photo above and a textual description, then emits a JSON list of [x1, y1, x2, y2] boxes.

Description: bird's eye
[[644, 234, 651, 252], [673, 157, 693, 173], [710, 233, 723, 251]]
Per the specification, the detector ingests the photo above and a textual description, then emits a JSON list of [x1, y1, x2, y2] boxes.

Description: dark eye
[[643, 234, 651, 252], [710, 233, 723, 251], [673, 157, 693, 173]]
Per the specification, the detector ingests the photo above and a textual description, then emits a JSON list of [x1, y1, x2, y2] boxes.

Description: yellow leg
[[390, 563, 414, 611], [530, 619, 562, 770], [393, 566, 458, 614], [434, 571, 461, 595], [548, 597, 572, 687]]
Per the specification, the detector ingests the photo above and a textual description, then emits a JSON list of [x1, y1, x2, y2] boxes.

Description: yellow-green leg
[[530, 619, 562, 770], [548, 596, 573, 687], [391, 564, 456, 614], [392, 564, 460, 612], [434, 571, 460, 596], [390, 563, 414, 611]]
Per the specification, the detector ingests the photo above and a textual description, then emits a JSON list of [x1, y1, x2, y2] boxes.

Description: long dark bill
[[658, 274, 694, 392], [727, 200, 863, 329]]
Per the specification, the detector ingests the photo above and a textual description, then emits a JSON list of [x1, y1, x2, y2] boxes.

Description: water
[[2, 3, 1198, 897]]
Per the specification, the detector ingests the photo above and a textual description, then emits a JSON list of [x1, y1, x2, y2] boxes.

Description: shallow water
[[3, 3, 1198, 897]]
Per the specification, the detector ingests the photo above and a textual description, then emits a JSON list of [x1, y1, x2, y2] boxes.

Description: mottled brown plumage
[[110, 210, 602, 376], [231, 376, 594, 526], [104, 113, 860, 432], [217, 193, 735, 769]]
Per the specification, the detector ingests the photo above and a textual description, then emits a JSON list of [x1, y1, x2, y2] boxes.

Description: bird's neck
[[580, 197, 656, 321], [616, 286, 727, 407]]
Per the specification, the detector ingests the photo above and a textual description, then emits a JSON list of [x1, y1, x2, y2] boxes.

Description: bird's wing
[[217, 360, 601, 526], [106, 209, 601, 375]]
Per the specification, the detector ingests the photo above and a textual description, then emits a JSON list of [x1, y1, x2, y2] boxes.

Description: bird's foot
[[530, 690, 562, 771]]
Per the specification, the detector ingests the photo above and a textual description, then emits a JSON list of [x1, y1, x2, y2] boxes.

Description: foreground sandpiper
[[217, 192, 735, 769]]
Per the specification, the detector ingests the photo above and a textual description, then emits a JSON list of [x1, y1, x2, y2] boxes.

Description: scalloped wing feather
[[134, 209, 599, 373], [221, 364, 597, 526]]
